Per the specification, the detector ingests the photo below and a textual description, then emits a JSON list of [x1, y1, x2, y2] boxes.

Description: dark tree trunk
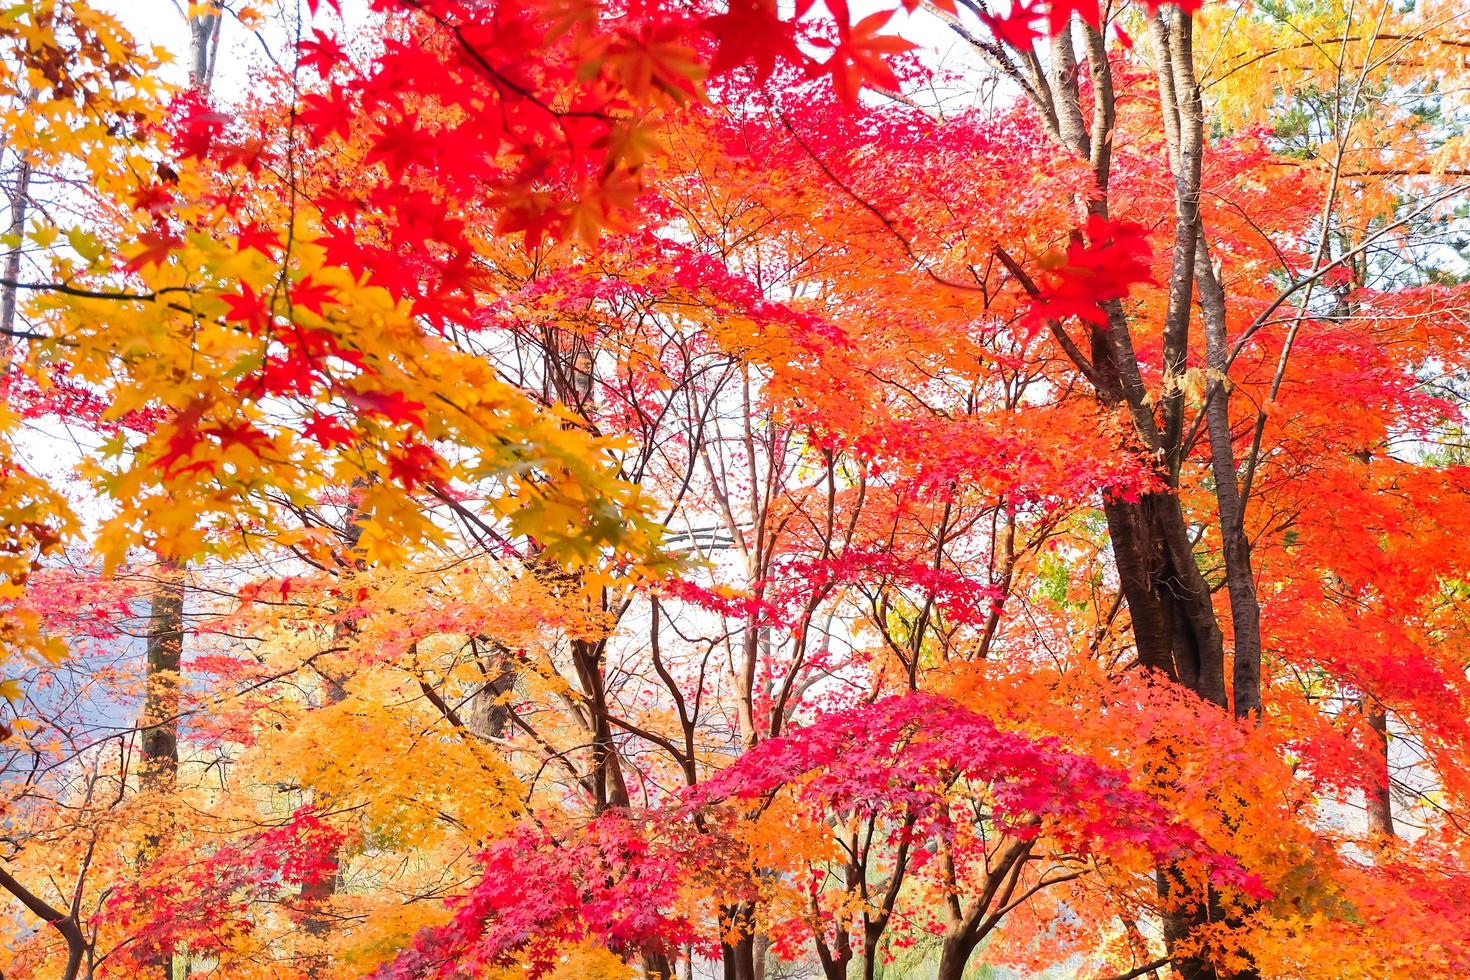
[[300, 661, 349, 977], [140, 567, 184, 979], [0, 868, 86, 980], [141, 569, 185, 786], [1196, 231, 1264, 718], [134, 13, 222, 977], [720, 912, 757, 980], [935, 931, 980, 980], [642, 951, 674, 979], [571, 635, 631, 809], [957, 7, 1263, 977], [465, 637, 519, 739], [299, 500, 366, 975]]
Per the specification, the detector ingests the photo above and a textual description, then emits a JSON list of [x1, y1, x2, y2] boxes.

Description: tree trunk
[[139, 565, 184, 979], [299, 499, 366, 975], [464, 637, 518, 739], [935, 931, 979, 980], [300, 663, 349, 976], [187, 5, 221, 90], [1365, 700, 1395, 838], [571, 635, 631, 809], [960, 7, 1260, 976], [141, 567, 185, 787], [0, 868, 86, 980], [642, 951, 674, 979], [135, 15, 222, 975], [1195, 230, 1264, 718], [720, 912, 757, 980], [0, 156, 31, 379], [1087, 293, 1229, 708]]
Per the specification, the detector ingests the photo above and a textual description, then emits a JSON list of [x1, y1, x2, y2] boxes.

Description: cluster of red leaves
[[293, 0, 1129, 253], [782, 550, 1003, 624], [99, 809, 345, 968], [375, 812, 715, 979], [979, 0, 1196, 50], [655, 576, 783, 624], [82, 0, 1159, 499], [657, 549, 1001, 628], [1350, 843, 1470, 975], [850, 412, 1164, 504], [696, 692, 1266, 897], [2, 364, 166, 435], [377, 692, 1268, 979], [19, 568, 145, 640], [1026, 215, 1156, 335]]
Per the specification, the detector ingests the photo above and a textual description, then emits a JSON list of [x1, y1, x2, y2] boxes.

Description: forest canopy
[[1, 0, 1469, 977]]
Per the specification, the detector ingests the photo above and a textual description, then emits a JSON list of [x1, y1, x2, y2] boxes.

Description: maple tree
[[1, 0, 1469, 978]]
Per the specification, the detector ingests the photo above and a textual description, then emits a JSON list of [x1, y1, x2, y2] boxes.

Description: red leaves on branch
[[234, 222, 279, 256], [342, 388, 426, 427], [122, 229, 182, 273], [657, 550, 1001, 630], [376, 814, 712, 979], [298, 28, 349, 74], [1026, 216, 1155, 333], [697, 692, 1266, 895], [979, 0, 1198, 49], [168, 90, 229, 159], [702, 0, 800, 80], [101, 809, 346, 971], [811, 2, 916, 104], [221, 283, 271, 333], [303, 411, 356, 448]]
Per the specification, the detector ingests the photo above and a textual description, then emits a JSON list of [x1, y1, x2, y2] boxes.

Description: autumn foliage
[[1, 0, 1469, 977]]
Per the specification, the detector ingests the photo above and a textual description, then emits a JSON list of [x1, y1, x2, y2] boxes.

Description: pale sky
[[95, 0, 984, 98]]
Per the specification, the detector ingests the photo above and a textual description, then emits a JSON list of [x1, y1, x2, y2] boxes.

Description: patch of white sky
[[94, 0, 1000, 105]]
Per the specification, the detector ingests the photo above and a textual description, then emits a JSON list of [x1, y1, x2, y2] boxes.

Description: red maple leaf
[[236, 222, 279, 256], [123, 230, 183, 273], [702, 0, 801, 81], [365, 114, 423, 175], [981, 4, 1044, 49], [221, 283, 272, 334], [214, 138, 268, 172], [342, 387, 426, 426], [129, 183, 175, 217], [169, 91, 230, 159], [812, 5, 916, 105], [1047, 0, 1101, 32], [290, 277, 338, 314], [387, 441, 443, 489], [154, 397, 210, 475], [303, 412, 355, 448], [213, 420, 273, 458], [251, 353, 317, 397], [298, 88, 353, 142], [299, 28, 347, 74], [1026, 217, 1156, 331]]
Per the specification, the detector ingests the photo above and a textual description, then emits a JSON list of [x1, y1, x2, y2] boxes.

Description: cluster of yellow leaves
[[32, 191, 666, 569], [0, 0, 168, 167], [0, 436, 72, 684], [0, 0, 678, 578], [122, 554, 630, 973], [1202, 0, 1470, 224], [0, 0, 161, 717]]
